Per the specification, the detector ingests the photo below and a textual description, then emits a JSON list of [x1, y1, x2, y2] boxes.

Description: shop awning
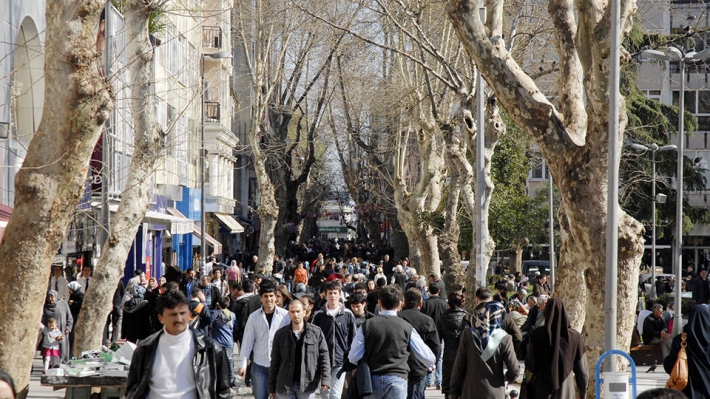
[[213, 212, 244, 234], [192, 224, 223, 255], [144, 210, 194, 235]]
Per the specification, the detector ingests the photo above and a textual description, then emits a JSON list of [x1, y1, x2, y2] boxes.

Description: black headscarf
[[529, 298, 584, 396], [686, 304, 710, 398]]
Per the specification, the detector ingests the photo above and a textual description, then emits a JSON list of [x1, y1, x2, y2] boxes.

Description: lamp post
[[642, 46, 710, 334], [548, 176, 555, 291], [201, 50, 232, 274], [628, 142, 677, 299]]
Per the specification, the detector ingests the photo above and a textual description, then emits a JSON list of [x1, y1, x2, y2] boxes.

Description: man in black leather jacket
[[126, 290, 231, 399]]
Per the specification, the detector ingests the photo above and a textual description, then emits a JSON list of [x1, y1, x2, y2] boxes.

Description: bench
[[630, 344, 664, 366]]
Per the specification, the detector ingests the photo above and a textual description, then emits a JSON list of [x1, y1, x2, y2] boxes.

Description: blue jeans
[[407, 376, 427, 399], [320, 366, 344, 399], [427, 342, 443, 386], [251, 363, 270, 399], [276, 382, 316, 399], [367, 375, 407, 399], [224, 346, 235, 385]]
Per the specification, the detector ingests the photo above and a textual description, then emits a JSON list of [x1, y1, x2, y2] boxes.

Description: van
[[521, 260, 550, 279]]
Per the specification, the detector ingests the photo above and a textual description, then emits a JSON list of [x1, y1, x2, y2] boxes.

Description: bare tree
[[232, 0, 348, 266], [73, 0, 168, 354], [0, 1, 113, 396], [446, 0, 644, 385]]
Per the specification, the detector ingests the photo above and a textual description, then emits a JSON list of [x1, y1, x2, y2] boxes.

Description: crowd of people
[[39, 238, 710, 399], [119, 244, 595, 399]]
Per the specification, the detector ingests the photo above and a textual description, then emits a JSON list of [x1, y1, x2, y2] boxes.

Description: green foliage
[[486, 111, 550, 252], [621, 27, 710, 241]]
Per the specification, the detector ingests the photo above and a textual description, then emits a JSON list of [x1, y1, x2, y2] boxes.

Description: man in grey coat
[[268, 299, 330, 399]]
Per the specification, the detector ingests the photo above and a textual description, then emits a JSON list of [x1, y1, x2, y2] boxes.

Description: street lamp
[[627, 142, 677, 299], [201, 50, 232, 274], [641, 46, 710, 334]]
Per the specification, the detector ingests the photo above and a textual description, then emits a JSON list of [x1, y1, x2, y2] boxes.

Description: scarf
[[130, 285, 146, 299], [531, 298, 583, 395], [471, 300, 506, 359], [45, 290, 59, 310]]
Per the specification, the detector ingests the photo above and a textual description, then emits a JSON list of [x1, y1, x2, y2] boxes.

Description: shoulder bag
[[666, 333, 688, 391]]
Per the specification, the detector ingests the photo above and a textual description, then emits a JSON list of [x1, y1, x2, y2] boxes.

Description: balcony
[[203, 26, 222, 49], [205, 101, 220, 122]]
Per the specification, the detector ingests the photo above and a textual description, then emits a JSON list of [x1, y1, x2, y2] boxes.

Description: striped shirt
[[238, 306, 290, 368]]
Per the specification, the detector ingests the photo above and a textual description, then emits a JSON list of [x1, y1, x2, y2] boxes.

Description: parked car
[[521, 260, 550, 279]]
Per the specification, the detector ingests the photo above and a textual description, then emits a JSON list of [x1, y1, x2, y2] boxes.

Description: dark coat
[[121, 298, 153, 343], [422, 296, 448, 325], [399, 308, 440, 380], [436, 308, 471, 394], [311, 304, 357, 369], [450, 329, 519, 399], [391, 272, 407, 289], [68, 291, 84, 327], [268, 323, 331, 395], [692, 277, 710, 304], [125, 328, 231, 399], [642, 314, 667, 345]]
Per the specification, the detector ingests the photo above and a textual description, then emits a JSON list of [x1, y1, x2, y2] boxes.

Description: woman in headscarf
[[663, 304, 710, 398], [42, 291, 73, 363], [436, 292, 471, 399], [66, 281, 84, 327], [121, 285, 153, 343], [525, 297, 588, 399], [450, 287, 519, 399]]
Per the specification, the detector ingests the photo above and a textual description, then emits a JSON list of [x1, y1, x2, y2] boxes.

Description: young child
[[39, 318, 63, 372]]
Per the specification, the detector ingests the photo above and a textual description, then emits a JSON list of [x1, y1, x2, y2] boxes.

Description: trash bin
[[602, 372, 631, 399]]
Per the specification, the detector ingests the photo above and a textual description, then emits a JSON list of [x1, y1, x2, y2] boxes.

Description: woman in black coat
[[121, 285, 153, 343], [435, 292, 470, 399], [664, 304, 710, 399]]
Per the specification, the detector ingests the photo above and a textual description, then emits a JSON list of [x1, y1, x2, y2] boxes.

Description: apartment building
[[0, 1, 242, 277], [637, 0, 710, 267]]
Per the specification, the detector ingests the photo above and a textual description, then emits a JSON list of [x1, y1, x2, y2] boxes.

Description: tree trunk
[[73, 0, 164, 355], [254, 156, 279, 273], [393, 126, 445, 277], [446, 0, 643, 390], [0, 1, 112, 396], [463, 96, 504, 292], [388, 210, 410, 258], [274, 179, 300, 255], [511, 245, 524, 274], [438, 170, 466, 292]]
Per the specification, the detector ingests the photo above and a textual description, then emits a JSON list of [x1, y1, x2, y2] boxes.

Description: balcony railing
[[205, 101, 221, 121], [203, 26, 222, 49]]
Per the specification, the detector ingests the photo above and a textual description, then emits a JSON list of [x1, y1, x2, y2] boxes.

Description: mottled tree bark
[[73, 0, 167, 355], [446, 0, 643, 389], [0, 1, 113, 396], [393, 125, 445, 277]]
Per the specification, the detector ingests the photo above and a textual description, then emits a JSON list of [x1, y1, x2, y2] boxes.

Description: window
[[644, 90, 661, 102], [529, 152, 549, 180]]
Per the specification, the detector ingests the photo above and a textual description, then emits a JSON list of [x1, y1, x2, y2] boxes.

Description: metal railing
[[205, 101, 221, 121], [203, 26, 222, 49]]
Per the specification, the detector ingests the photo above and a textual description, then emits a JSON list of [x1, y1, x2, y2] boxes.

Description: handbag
[[666, 333, 688, 391]]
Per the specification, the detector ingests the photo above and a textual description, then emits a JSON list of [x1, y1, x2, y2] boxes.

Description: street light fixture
[[627, 141, 677, 299], [201, 50, 232, 274], [641, 46, 710, 334]]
